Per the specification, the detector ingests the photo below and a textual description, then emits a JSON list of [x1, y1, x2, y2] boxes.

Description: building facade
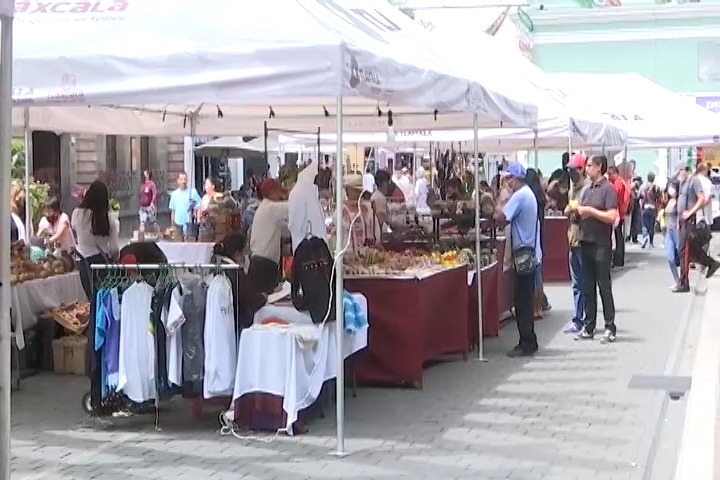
[[30, 133, 186, 235]]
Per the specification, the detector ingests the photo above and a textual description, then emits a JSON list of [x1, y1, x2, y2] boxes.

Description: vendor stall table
[[542, 217, 570, 282], [467, 262, 500, 351], [157, 241, 214, 265], [228, 298, 368, 434], [11, 271, 86, 349], [345, 265, 468, 388]]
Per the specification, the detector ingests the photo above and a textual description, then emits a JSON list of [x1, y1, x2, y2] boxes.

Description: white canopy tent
[[427, 32, 627, 151], [549, 73, 720, 148], [195, 137, 283, 157], [10, 0, 539, 137], [4, 0, 548, 458]]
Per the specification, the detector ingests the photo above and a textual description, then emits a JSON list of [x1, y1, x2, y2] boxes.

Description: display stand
[[346, 265, 469, 388]]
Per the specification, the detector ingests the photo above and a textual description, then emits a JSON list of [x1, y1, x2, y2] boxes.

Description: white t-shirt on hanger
[[117, 281, 157, 403], [203, 275, 237, 399], [161, 286, 185, 388]]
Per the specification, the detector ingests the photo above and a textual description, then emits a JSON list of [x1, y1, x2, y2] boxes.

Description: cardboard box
[[52, 335, 87, 375]]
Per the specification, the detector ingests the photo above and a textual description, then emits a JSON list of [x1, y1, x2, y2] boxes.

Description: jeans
[[569, 247, 584, 326], [580, 242, 616, 335], [513, 268, 538, 352], [612, 220, 625, 267], [77, 253, 108, 301], [642, 207, 657, 245], [665, 226, 680, 284]]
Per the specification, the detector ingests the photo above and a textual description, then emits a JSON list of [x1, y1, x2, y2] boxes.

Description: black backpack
[[291, 236, 336, 324]]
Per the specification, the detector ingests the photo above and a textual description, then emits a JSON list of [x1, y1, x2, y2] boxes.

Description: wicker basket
[[52, 335, 87, 375]]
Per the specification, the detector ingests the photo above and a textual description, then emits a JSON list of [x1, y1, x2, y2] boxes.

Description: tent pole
[[23, 107, 33, 239], [533, 129, 539, 170], [189, 116, 197, 190], [473, 114, 487, 362], [263, 121, 269, 175], [0, 13, 14, 480], [332, 95, 348, 457]]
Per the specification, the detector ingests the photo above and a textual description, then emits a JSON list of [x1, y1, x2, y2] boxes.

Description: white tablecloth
[[11, 272, 87, 349], [232, 295, 368, 434], [157, 241, 215, 265]]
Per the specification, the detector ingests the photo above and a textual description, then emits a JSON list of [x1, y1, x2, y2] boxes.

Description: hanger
[[304, 220, 313, 239]]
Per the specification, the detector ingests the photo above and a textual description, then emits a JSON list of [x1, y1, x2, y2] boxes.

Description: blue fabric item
[[342, 291, 367, 334], [666, 225, 680, 284], [94, 289, 108, 397], [568, 247, 584, 326], [503, 185, 542, 263], [103, 289, 121, 392]]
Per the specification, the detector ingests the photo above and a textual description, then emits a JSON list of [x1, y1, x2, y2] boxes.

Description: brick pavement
[[8, 246, 695, 480]]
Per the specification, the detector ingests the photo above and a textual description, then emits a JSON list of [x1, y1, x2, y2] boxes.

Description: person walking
[[675, 164, 719, 292], [664, 181, 681, 288], [607, 166, 629, 267], [495, 162, 541, 358], [563, 153, 587, 333], [572, 155, 618, 344], [639, 172, 660, 248]]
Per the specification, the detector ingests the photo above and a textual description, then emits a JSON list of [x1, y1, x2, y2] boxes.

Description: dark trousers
[[641, 207, 657, 245], [679, 220, 716, 289], [629, 201, 641, 242], [77, 253, 107, 301], [513, 268, 538, 352], [580, 242, 616, 335], [612, 219, 625, 267]]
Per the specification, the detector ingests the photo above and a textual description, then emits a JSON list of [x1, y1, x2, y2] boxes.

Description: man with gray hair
[[675, 162, 719, 292]]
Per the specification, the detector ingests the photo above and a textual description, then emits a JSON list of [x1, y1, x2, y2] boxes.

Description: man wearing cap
[[571, 155, 618, 344], [607, 166, 629, 267], [495, 162, 541, 357], [248, 178, 289, 293], [675, 163, 719, 292], [562, 153, 587, 334]]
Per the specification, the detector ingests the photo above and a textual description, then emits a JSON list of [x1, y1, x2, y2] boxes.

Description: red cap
[[259, 178, 285, 198], [568, 152, 586, 169]]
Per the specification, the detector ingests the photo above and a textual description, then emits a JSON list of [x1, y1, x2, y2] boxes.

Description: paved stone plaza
[[7, 247, 709, 480]]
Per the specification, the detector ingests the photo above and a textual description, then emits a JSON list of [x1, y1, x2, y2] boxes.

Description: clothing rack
[[86, 262, 242, 419]]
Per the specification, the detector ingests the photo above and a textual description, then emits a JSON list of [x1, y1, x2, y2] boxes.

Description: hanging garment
[[117, 281, 157, 403], [104, 288, 122, 392], [180, 274, 207, 397], [161, 284, 185, 388], [94, 288, 109, 397], [203, 275, 237, 399]]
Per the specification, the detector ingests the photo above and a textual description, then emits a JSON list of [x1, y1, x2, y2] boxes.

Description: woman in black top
[[526, 168, 547, 319]]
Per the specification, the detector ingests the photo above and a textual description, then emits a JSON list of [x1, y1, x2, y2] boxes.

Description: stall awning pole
[[0, 10, 15, 480], [333, 95, 348, 457], [472, 114, 486, 360], [533, 129, 539, 170], [23, 107, 33, 240]]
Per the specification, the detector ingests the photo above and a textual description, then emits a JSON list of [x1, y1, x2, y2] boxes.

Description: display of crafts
[[10, 242, 76, 285], [47, 301, 91, 334], [344, 247, 472, 277]]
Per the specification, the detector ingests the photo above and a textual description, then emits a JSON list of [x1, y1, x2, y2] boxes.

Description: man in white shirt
[[249, 178, 289, 293], [362, 163, 376, 194], [696, 164, 715, 255], [288, 161, 327, 252]]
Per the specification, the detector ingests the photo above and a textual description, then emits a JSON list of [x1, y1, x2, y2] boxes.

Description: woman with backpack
[[639, 172, 661, 248]]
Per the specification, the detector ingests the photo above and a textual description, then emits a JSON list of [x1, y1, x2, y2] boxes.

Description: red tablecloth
[[467, 263, 499, 350], [496, 239, 513, 316], [542, 217, 570, 282], [345, 266, 469, 387]]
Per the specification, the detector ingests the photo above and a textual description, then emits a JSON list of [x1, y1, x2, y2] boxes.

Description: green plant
[[27, 181, 51, 228], [109, 198, 120, 211]]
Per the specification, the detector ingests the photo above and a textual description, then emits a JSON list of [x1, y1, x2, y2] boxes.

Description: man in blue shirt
[[169, 172, 201, 232], [496, 162, 541, 357]]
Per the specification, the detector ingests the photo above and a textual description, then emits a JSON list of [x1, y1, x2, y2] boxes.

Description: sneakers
[[706, 261, 719, 279], [574, 330, 594, 341], [641, 237, 649, 249], [507, 344, 538, 358], [672, 284, 690, 293], [600, 329, 617, 344], [563, 321, 583, 334]]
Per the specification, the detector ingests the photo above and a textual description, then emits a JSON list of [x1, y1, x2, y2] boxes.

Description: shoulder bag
[[510, 206, 539, 276]]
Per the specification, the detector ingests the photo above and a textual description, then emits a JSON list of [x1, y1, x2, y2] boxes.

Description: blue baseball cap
[[499, 161, 526, 179]]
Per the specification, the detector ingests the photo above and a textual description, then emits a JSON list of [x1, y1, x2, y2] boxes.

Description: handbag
[[690, 219, 712, 247], [510, 209, 539, 276]]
